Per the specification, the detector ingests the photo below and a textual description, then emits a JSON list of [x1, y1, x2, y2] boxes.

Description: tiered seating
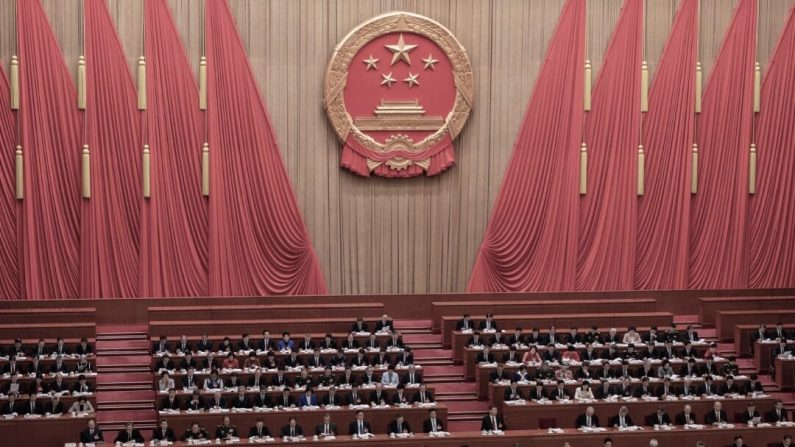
[[716, 309, 795, 341], [699, 296, 795, 324]]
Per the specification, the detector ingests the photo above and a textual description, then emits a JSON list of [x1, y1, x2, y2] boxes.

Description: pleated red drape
[[467, 0, 584, 292], [749, 7, 795, 288], [0, 66, 20, 300], [140, 0, 209, 297], [688, 0, 756, 289], [17, 0, 81, 299], [204, 0, 327, 295], [576, 0, 643, 291], [634, 0, 697, 290], [81, 0, 141, 298]]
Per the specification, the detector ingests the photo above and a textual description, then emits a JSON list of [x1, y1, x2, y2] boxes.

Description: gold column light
[[82, 145, 91, 198], [695, 62, 702, 113], [637, 145, 645, 196], [199, 56, 207, 110], [201, 143, 209, 196], [10, 56, 19, 110], [753, 62, 761, 113], [691, 143, 699, 194], [142, 145, 151, 198], [640, 61, 649, 112], [77, 56, 87, 109], [15, 146, 23, 199], [584, 60, 592, 111], [579, 142, 588, 195], [749, 143, 757, 194], [137, 56, 146, 110]]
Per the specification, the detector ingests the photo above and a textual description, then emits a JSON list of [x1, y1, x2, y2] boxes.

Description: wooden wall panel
[[0, 0, 792, 295]]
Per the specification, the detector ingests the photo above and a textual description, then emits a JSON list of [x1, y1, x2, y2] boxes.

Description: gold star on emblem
[[384, 34, 418, 66], [362, 54, 379, 70], [422, 54, 439, 70], [403, 72, 420, 88], [381, 72, 396, 88]]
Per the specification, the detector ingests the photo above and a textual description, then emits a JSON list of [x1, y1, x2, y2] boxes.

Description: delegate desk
[[734, 324, 795, 357], [159, 403, 447, 436], [150, 318, 388, 338], [776, 357, 795, 390], [476, 361, 731, 400], [754, 340, 787, 373], [462, 342, 710, 379], [715, 310, 795, 341], [64, 426, 795, 447], [431, 298, 657, 333], [699, 296, 795, 325], [0, 323, 95, 341], [500, 395, 778, 428], [0, 307, 96, 325], [0, 414, 91, 446], [148, 303, 384, 322], [444, 311, 674, 349]]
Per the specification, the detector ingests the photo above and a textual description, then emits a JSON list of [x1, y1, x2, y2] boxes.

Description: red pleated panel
[[0, 66, 21, 300]]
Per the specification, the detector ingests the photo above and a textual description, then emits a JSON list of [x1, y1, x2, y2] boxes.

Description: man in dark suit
[[206, 391, 227, 410], [768, 400, 790, 423], [423, 409, 444, 433], [675, 404, 698, 425], [412, 384, 434, 404], [647, 406, 672, 426], [609, 406, 635, 428], [594, 380, 614, 399], [776, 434, 793, 447], [403, 364, 422, 385], [253, 385, 272, 408], [349, 410, 373, 436], [541, 344, 561, 363], [504, 380, 524, 401], [181, 422, 210, 441], [152, 335, 170, 354], [75, 337, 93, 356], [161, 388, 181, 411], [489, 364, 510, 383], [215, 415, 239, 440], [375, 314, 394, 332], [698, 376, 719, 396], [481, 405, 506, 431], [476, 346, 496, 363], [280, 417, 304, 439], [314, 413, 338, 436], [575, 406, 600, 428], [772, 339, 792, 379], [1, 396, 17, 415], [351, 318, 369, 333], [80, 419, 104, 444], [322, 387, 344, 407], [773, 323, 790, 341], [276, 388, 295, 408], [456, 314, 476, 331], [47, 395, 65, 415], [387, 413, 413, 435], [479, 314, 498, 331], [232, 386, 252, 409], [743, 402, 762, 424], [152, 419, 176, 442], [21, 394, 42, 416], [704, 401, 728, 425], [114, 422, 145, 443]]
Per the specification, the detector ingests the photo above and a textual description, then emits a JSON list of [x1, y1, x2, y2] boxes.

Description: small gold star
[[403, 72, 420, 88], [384, 34, 418, 66], [362, 54, 379, 70], [422, 54, 439, 70], [381, 72, 396, 88]]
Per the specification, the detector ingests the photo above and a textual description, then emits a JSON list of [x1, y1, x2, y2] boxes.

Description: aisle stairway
[[396, 320, 486, 431], [94, 325, 157, 433]]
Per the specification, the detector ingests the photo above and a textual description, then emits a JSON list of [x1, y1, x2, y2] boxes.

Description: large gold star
[[362, 54, 379, 70], [403, 72, 420, 88], [384, 34, 418, 66], [422, 54, 439, 70], [381, 72, 396, 88]]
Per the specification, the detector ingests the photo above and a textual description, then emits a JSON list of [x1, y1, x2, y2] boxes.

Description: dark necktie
[[491, 416, 497, 429], [358, 421, 363, 435]]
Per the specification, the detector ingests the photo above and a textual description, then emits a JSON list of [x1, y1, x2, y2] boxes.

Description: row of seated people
[[150, 319, 400, 355], [569, 400, 790, 428], [500, 375, 763, 401], [82, 408, 447, 444], [156, 362, 425, 390], [1, 372, 93, 396], [1, 354, 93, 377], [0, 337, 94, 358], [469, 335, 718, 361], [750, 324, 795, 344], [2, 394, 95, 415], [456, 317, 704, 345], [159, 383, 436, 410], [153, 346, 416, 372]]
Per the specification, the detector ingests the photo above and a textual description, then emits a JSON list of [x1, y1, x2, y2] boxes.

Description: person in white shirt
[[67, 396, 94, 413], [575, 380, 595, 400], [622, 327, 642, 344], [158, 371, 175, 391], [381, 366, 400, 386]]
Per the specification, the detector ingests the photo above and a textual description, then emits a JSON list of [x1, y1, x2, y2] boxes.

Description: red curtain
[[688, 0, 756, 289], [141, 0, 209, 297], [467, 0, 584, 292], [17, 0, 81, 299], [81, 0, 141, 298], [204, 0, 326, 295], [749, 7, 795, 288], [634, 0, 698, 289], [576, 0, 643, 291], [0, 66, 20, 300]]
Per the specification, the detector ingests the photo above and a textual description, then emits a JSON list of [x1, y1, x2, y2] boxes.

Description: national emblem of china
[[323, 12, 474, 178]]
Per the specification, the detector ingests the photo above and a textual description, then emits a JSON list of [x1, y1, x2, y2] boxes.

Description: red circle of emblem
[[324, 12, 474, 178]]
